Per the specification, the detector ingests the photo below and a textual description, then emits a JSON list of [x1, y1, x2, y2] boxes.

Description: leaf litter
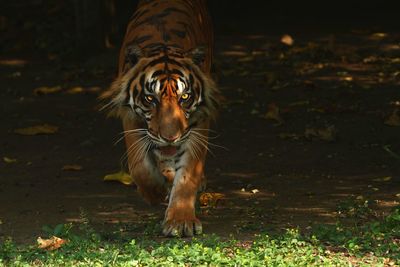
[[14, 124, 59, 135], [304, 125, 337, 142], [37, 236, 68, 251], [199, 192, 225, 207], [264, 103, 284, 125], [384, 108, 400, 126], [62, 165, 83, 171], [3, 157, 17, 163], [281, 34, 294, 46], [103, 171, 135, 185], [33, 86, 62, 96]]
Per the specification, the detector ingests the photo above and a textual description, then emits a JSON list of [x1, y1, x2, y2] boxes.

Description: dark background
[[1, 0, 399, 58]]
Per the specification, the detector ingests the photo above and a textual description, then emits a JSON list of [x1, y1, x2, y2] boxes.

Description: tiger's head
[[102, 45, 218, 157]]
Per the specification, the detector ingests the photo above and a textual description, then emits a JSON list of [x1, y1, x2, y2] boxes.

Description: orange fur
[[102, 0, 218, 237]]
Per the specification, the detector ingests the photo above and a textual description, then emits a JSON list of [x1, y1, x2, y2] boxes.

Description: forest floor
[[1, 3, 400, 249]]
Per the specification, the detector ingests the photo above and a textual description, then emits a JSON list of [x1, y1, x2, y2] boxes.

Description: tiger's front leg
[[162, 150, 206, 237], [123, 119, 167, 205]]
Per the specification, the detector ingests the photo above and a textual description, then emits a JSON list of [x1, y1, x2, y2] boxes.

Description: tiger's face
[[123, 52, 206, 157]]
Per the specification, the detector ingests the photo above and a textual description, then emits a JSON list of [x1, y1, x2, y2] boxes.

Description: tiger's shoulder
[[118, 0, 213, 75]]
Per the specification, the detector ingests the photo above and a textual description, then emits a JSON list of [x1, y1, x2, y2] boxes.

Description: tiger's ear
[[125, 44, 142, 68], [186, 46, 206, 66]]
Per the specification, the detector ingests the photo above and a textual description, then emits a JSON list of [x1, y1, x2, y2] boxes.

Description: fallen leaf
[[14, 124, 59, 135], [87, 86, 101, 93], [221, 51, 247, 57], [340, 76, 353, 82], [281, 34, 294, 46], [369, 32, 387, 40], [278, 133, 302, 141], [288, 100, 309, 107], [33, 86, 62, 95], [62, 165, 83, 171], [199, 192, 225, 207], [0, 59, 27, 67], [308, 107, 326, 113], [3, 157, 17, 163], [238, 56, 254, 62], [250, 109, 259, 115], [373, 176, 392, 182], [264, 72, 279, 86], [305, 125, 337, 142], [65, 86, 84, 94], [104, 171, 134, 185], [384, 108, 400, 126], [37, 236, 67, 251], [264, 103, 284, 125]]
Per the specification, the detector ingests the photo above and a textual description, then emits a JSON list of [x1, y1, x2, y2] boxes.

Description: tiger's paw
[[162, 218, 202, 237]]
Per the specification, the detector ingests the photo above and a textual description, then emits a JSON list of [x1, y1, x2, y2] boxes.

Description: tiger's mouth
[[158, 145, 178, 157]]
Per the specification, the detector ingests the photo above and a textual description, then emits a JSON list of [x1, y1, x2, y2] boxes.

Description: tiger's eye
[[145, 95, 154, 102], [181, 93, 190, 101]]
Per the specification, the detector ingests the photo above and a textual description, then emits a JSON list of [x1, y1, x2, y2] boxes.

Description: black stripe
[[176, 151, 185, 158], [143, 56, 184, 70], [188, 121, 198, 129], [132, 85, 139, 101], [130, 8, 150, 22], [133, 35, 152, 44], [164, 7, 191, 17], [189, 74, 194, 86], [151, 70, 164, 78], [124, 78, 135, 103], [176, 21, 189, 29], [162, 32, 171, 42], [139, 74, 146, 89], [171, 29, 186, 38], [170, 69, 184, 76], [175, 166, 182, 172]]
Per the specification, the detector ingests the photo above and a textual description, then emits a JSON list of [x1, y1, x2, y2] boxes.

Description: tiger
[[101, 0, 219, 237]]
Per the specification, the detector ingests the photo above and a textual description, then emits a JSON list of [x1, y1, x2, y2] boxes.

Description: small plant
[[41, 223, 72, 238], [336, 196, 375, 220], [313, 206, 400, 262]]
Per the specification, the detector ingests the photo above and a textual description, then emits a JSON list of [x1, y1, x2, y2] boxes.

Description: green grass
[[1, 207, 399, 266]]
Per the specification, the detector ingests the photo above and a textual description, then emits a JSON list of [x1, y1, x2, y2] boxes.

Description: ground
[[0, 3, 400, 245]]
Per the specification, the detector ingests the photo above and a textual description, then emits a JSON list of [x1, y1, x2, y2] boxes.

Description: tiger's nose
[[161, 133, 180, 143]]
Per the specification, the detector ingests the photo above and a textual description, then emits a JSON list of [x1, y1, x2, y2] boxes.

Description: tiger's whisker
[[122, 129, 147, 134], [192, 128, 218, 133], [115, 128, 147, 143], [191, 129, 220, 140], [191, 131, 228, 151], [120, 135, 148, 164], [99, 100, 118, 112], [114, 129, 147, 146], [188, 139, 200, 160], [191, 135, 215, 157]]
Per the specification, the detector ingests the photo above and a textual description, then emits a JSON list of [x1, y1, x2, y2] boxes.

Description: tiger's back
[[118, 0, 213, 75]]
